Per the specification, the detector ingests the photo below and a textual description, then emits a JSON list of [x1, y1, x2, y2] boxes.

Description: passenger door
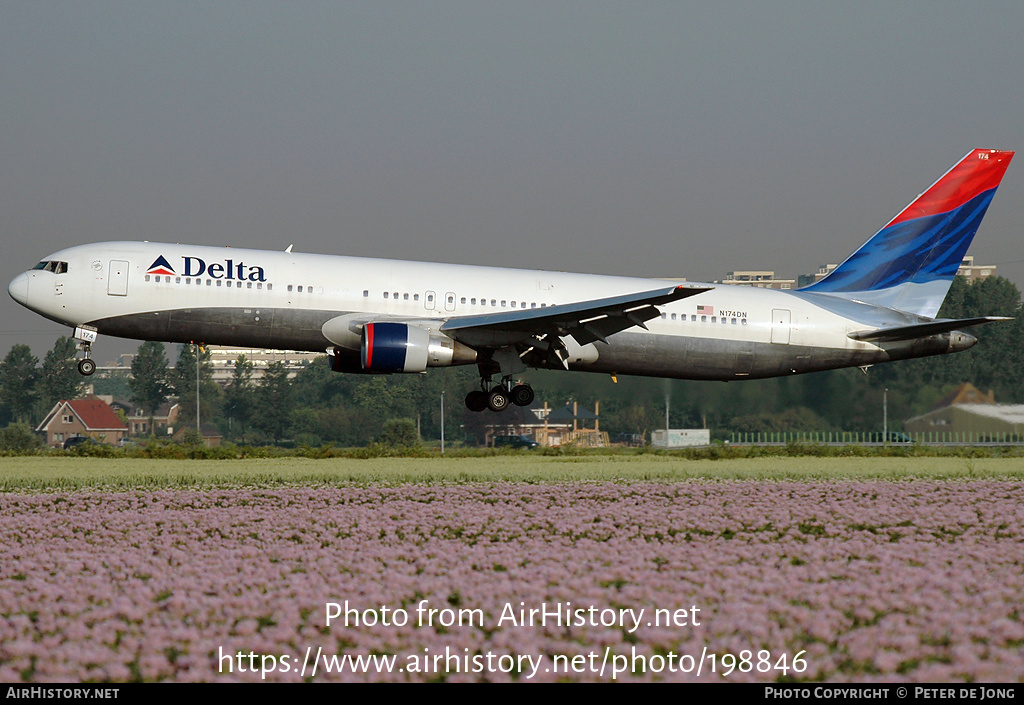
[[107, 260, 129, 296], [771, 309, 791, 344]]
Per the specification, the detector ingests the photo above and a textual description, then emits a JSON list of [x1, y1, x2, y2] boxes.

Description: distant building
[[717, 271, 796, 290], [205, 347, 322, 383], [109, 399, 180, 436], [957, 256, 997, 282], [904, 383, 1023, 440], [719, 257, 992, 290], [36, 398, 128, 447], [797, 264, 838, 288], [102, 346, 321, 385], [484, 401, 609, 447], [172, 423, 223, 447]]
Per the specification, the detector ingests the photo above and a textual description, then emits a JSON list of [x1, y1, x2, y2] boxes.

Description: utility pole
[[195, 343, 201, 433], [883, 387, 888, 443], [440, 391, 445, 454]]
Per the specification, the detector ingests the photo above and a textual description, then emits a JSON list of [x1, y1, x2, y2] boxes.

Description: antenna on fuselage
[[285, 244, 294, 253]]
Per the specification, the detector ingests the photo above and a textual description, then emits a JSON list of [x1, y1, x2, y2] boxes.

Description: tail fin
[[799, 149, 1014, 317]]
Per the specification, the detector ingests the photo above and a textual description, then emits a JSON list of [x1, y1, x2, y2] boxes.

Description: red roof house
[[36, 398, 129, 448]]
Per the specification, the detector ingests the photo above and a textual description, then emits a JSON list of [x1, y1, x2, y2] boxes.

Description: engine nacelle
[[360, 322, 476, 373]]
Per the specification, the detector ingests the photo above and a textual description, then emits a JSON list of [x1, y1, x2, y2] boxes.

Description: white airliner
[[8, 149, 1015, 412]]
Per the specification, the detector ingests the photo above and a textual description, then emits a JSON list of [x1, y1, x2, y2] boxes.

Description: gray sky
[[3, 2, 1023, 362]]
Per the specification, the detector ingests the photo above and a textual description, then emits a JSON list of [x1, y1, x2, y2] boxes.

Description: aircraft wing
[[440, 284, 711, 349], [848, 316, 1012, 342]]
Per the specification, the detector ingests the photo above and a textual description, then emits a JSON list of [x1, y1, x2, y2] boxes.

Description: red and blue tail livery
[[800, 149, 1014, 317]]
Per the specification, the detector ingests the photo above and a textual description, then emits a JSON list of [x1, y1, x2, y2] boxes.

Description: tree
[[129, 341, 171, 433], [0, 423, 43, 452], [254, 361, 293, 443], [224, 355, 256, 442], [0, 345, 40, 423], [171, 344, 221, 430], [38, 336, 84, 409], [378, 418, 420, 447]]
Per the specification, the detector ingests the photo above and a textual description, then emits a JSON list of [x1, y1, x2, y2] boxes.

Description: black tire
[[78, 359, 96, 376], [487, 389, 510, 412], [465, 390, 488, 412], [511, 384, 534, 406]]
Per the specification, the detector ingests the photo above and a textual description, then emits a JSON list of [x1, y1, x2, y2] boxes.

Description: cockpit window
[[32, 261, 69, 274]]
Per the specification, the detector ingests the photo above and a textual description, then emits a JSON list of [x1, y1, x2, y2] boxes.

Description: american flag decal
[[697, 305, 714, 314]]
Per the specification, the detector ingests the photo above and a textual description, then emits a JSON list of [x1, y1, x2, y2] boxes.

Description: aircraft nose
[[8, 272, 28, 305]]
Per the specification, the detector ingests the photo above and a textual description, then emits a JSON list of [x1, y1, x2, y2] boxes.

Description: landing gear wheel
[[510, 384, 534, 407], [77, 359, 96, 376], [487, 389, 510, 412], [465, 390, 488, 412]]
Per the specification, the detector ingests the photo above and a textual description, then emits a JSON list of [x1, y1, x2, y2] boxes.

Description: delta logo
[[146, 256, 176, 276], [146, 255, 267, 282]]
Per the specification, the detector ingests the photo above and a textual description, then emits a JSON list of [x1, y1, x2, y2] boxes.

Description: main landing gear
[[465, 377, 535, 412]]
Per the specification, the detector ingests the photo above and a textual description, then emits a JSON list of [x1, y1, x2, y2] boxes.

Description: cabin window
[[490, 299, 496, 306], [413, 293, 419, 301], [661, 313, 666, 319], [741, 319, 747, 325], [363, 290, 369, 297], [731, 318, 737, 324], [383, 292, 389, 299], [501, 300, 507, 307], [460, 297, 466, 304], [257, 283, 263, 289], [394, 292, 399, 299], [671, 313, 676, 320], [298, 286, 304, 293], [511, 301, 516, 308], [691, 315, 696, 321], [186, 278, 191, 284], [471, 298, 477, 305], [237, 281, 242, 288], [267, 284, 272, 291], [531, 303, 537, 308], [248, 282, 253, 289], [175, 277, 181, 284], [288, 285, 294, 292], [405, 293, 410, 300], [701, 315, 706, 322], [145, 275, 151, 282]]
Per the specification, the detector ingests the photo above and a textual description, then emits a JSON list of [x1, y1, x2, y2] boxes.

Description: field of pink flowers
[[1, 481, 1022, 682]]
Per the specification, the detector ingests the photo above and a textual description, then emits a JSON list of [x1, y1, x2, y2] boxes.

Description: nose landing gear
[[464, 377, 535, 412], [73, 325, 98, 376]]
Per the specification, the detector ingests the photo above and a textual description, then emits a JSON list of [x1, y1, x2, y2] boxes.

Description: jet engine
[[360, 322, 476, 373]]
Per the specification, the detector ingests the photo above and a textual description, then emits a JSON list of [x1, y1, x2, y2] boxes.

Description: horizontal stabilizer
[[848, 316, 1012, 342]]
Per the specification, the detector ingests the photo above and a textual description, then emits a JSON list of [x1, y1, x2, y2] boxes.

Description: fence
[[728, 431, 1024, 445]]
